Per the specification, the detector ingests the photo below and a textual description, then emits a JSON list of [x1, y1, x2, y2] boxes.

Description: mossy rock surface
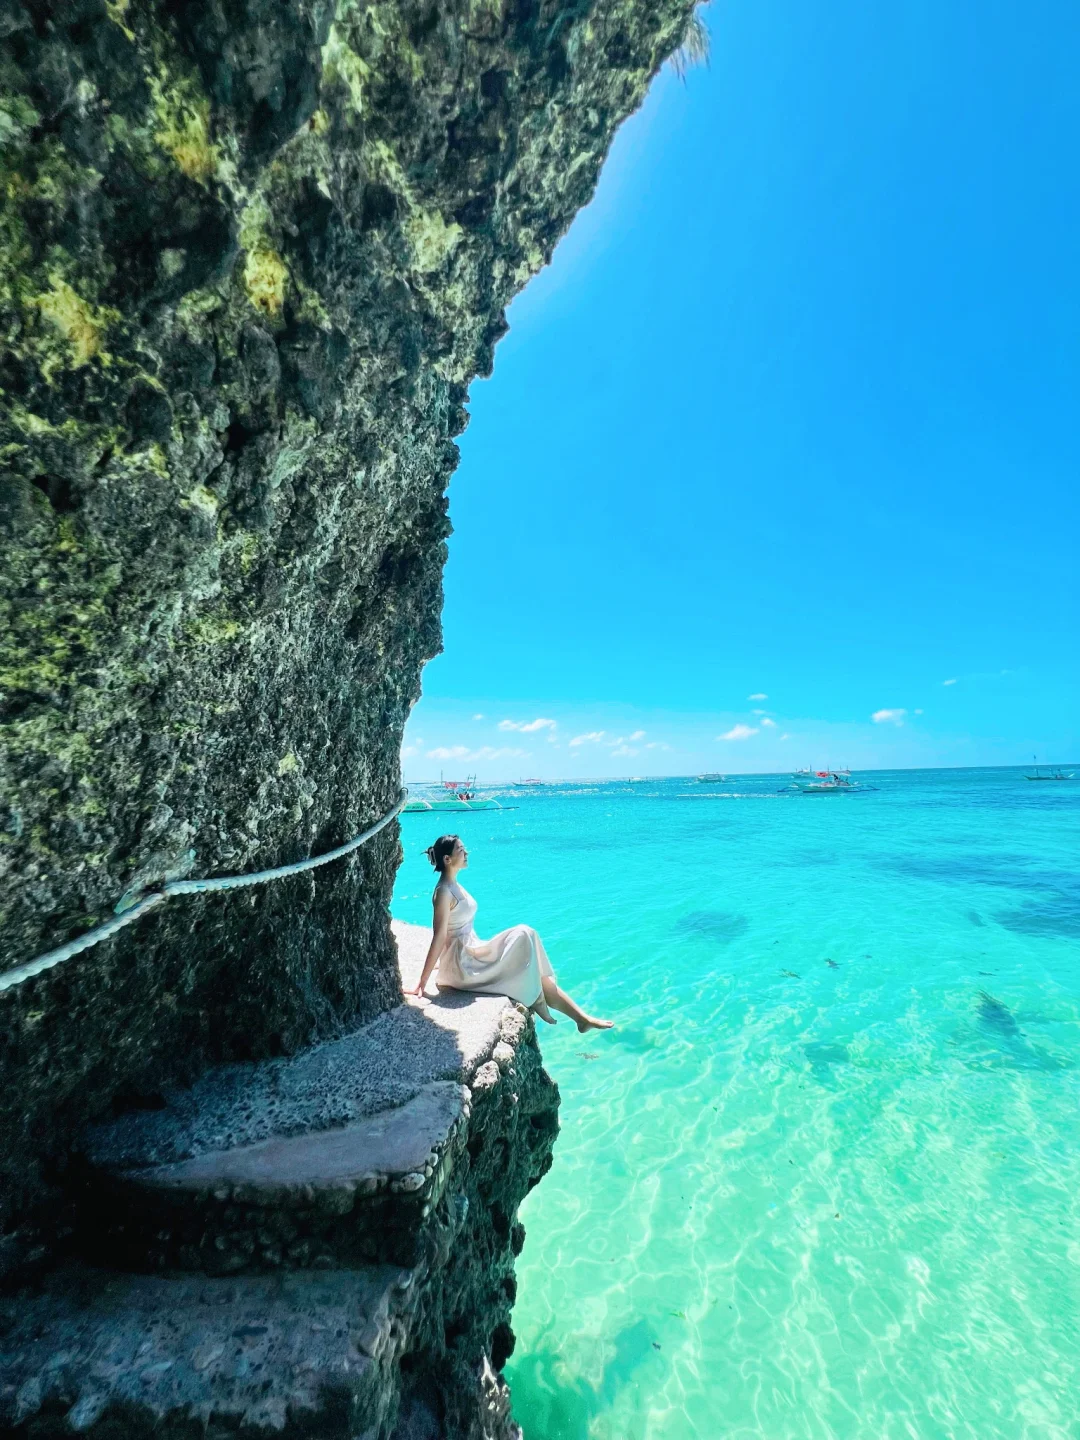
[[0, 0, 692, 1253]]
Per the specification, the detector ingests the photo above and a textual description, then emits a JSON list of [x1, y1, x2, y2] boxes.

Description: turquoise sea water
[[393, 768, 1080, 1440]]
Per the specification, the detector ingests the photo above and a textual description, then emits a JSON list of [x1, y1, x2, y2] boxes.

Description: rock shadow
[[957, 991, 1069, 1073], [994, 896, 1080, 940], [886, 854, 1080, 941], [803, 1042, 850, 1087], [508, 1316, 662, 1440], [675, 911, 749, 944]]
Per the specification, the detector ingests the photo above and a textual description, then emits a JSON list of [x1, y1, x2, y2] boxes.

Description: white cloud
[[628, 730, 646, 742], [914, 708, 924, 716], [645, 741, 671, 751], [761, 717, 777, 728], [779, 733, 791, 741], [718, 724, 759, 741], [401, 744, 419, 758], [473, 713, 485, 720], [499, 717, 556, 733], [748, 693, 768, 701], [942, 678, 957, 687], [611, 745, 639, 758], [871, 708, 906, 725], [569, 731, 605, 747], [427, 744, 527, 761]]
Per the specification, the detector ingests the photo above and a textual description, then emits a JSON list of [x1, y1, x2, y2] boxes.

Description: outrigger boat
[[697, 773, 724, 783], [791, 768, 859, 793], [1026, 755, 1073, 781], [443, 775, 476, 801], [402, 774, 504, 812]]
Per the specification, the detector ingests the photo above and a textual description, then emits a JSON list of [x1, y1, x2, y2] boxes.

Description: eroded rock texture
[[0, 0, 691, 1248], [0, 946, 562, 1440]]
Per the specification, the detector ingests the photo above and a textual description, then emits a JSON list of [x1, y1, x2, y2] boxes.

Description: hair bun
[[425, 834, 460, 873]]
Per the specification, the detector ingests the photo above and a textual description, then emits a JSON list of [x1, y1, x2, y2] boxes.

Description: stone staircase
[[0, 922, 560, 1440]]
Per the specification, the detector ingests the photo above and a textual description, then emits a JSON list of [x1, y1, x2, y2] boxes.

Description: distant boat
[[442, 774, 477, 801], [1026, 755, 1073, 781], [403, 773, 503, 812], [403, 796, 502, 813], [628, 776, 645, 783], [518, 777, 544, 786], [791, 767, 859, 793], [697, 773, 724, 783]]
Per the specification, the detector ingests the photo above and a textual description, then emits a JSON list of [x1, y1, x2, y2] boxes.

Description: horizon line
[[403, 760, 1077, 784]]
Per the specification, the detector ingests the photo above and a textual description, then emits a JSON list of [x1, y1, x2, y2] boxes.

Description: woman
[[407, 834, 612, 1033]]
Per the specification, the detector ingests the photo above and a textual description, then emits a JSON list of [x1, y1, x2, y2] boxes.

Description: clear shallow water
[[393, 769, 1080, 1440]]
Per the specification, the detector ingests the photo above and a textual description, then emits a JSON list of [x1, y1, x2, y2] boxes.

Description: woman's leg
[[540, 975, 613, 1033]]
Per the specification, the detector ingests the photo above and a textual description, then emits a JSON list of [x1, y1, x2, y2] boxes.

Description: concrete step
[[72, 922, 537, 1274]]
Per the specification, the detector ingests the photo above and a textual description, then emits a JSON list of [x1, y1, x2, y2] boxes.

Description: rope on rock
[[0, 787, 409, 995]]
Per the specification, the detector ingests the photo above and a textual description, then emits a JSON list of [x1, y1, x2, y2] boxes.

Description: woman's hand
[[406, 979, 427, 998]]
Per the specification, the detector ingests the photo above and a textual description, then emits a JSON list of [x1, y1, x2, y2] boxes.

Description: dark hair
[[425, 834, 460, 873]]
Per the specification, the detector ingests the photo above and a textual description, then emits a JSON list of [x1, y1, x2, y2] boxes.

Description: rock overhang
[[1, 0, 696, 1246]]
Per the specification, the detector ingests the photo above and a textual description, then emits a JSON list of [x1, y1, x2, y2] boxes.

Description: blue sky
[[403, 0, 1079, 781]]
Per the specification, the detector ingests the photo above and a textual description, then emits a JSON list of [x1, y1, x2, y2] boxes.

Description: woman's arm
[[407, 887, 451, 997]]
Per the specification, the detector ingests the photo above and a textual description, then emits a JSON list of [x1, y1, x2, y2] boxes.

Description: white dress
[[436, 881, 555, 1006]]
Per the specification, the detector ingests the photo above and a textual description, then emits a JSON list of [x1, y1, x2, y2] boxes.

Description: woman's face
[[453, 839, 468, 869]]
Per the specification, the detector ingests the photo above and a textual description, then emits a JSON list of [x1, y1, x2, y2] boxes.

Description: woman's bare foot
[[533, 999, 558, 1025], [576, 1015, 614, 1033]]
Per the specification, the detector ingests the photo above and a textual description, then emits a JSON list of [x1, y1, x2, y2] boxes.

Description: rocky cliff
[[0, 0, 694, 1249], [1, 0, 695, 1432]]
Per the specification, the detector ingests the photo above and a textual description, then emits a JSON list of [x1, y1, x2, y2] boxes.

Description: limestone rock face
[[0, 0, 691, 1242]]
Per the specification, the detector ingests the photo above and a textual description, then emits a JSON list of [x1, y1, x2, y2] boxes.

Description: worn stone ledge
[[1, 926, 558, 1439], [129, 1082, 470, 1204], [0, 1266, 416, 1438], [71, 924, 544, 1277], [83, 924, 523, 1174]]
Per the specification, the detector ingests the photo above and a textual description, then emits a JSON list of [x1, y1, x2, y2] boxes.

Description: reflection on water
[[394, 767, 1080, 1439]]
